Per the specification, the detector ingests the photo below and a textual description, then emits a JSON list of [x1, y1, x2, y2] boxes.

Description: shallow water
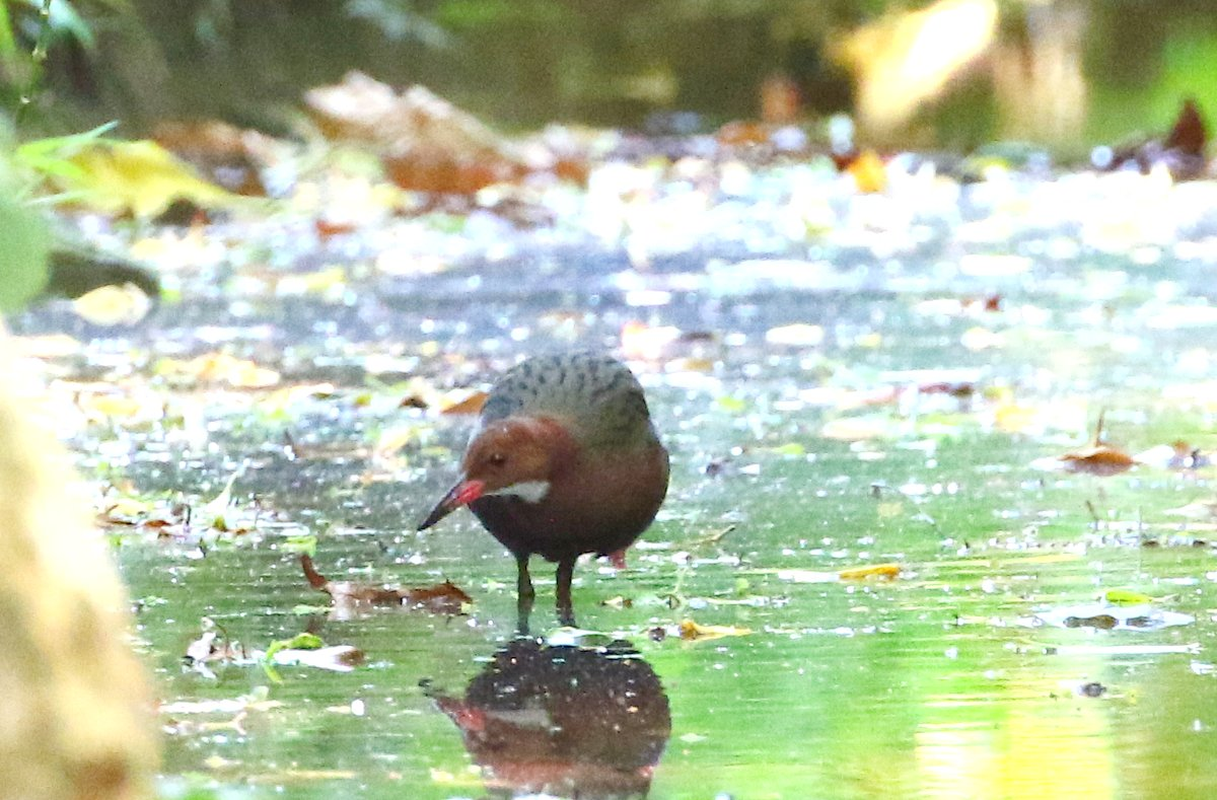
[[17, 164, 1217, 799]]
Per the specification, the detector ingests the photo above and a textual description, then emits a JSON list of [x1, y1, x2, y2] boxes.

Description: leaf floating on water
[[270, 645, 365, 673], [402, 581, 475, 614], [678, 619, 752, 641], [1103, 589, 1155, 606], [838, 563, 901, 581], [265, 632, 325, 661], [72, 283, 154, 326], [301, 554, 472, 614], [1060, 445, 1135, 476], [1057, 410, 1134, 476]]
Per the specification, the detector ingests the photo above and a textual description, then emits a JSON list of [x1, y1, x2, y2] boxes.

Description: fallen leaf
[[302, 554, 472, 614], [1104, 589, 1154, 606], [1165, 98, 1208, 156], [678, 619, 752, 641], [1061, 445, 1135, 476], [846, 149, 887, 193], [157, 352, 281, 389], [272, 644, 367, 673], [838, 563, 901, 580], [71, 283, 154, 325], [59, 139, 235, 217], [152, 119, 272, 195], [1059, 411, 1134, 476]]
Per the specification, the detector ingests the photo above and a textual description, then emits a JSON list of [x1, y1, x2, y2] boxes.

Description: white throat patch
[[486, 480, 551, 503]]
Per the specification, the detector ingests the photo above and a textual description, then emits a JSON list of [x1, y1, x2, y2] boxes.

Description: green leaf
[[1104, 589, 1154, 607], [0, 185, 49, 312], [264, 632, 325, 663], [281, 534, 318, 555]]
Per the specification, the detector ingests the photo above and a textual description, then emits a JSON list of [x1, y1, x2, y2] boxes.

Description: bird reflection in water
[[430, 637, 671, 798]]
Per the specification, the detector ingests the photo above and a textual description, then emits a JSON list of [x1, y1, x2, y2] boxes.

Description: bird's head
[[417, 416, 573, 530]]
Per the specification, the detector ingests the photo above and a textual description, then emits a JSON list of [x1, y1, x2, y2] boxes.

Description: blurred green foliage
[[0, 124, 49, 312]]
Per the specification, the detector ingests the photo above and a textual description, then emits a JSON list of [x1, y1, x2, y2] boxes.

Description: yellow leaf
[[678, 619, 752, 641], [72, 283, 153, 326], [993, 402, 1036, 434], [847, 149, 887, 193], [838, 563, 901, 580], [62, 140, 234, 218]]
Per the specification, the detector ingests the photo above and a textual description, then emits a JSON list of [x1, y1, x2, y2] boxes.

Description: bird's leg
[[555, 557, 577, 627], [516, 553, 535, 635]]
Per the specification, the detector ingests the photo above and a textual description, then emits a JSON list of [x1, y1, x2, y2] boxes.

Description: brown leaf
[[402, 581, 474, 615], [1060, 445, 1135, 476], [1060, 410, 1134, 476], [1165, 98, 1208, 157], [301, 554, 471, 614], [439, 389, 489, 415], [760, 73, 801, 125], [716, 120, 770, 148], [152, 120, 270, 196], [304, 73, 530, 195]]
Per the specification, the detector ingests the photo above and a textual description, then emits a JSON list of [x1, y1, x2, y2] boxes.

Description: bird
[[418, 352, 669, 630]]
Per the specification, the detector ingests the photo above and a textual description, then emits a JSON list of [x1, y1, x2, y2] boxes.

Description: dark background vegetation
[[11, 0, 1216, 150]]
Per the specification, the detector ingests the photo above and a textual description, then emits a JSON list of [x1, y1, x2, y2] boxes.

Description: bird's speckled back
[[478, 353, 658, 449]]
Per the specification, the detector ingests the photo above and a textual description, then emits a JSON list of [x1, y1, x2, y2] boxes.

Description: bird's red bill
[[418, 478, 485, 530]]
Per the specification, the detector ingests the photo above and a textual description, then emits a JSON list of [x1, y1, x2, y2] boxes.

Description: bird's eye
[[488, 453, 507, 468]]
